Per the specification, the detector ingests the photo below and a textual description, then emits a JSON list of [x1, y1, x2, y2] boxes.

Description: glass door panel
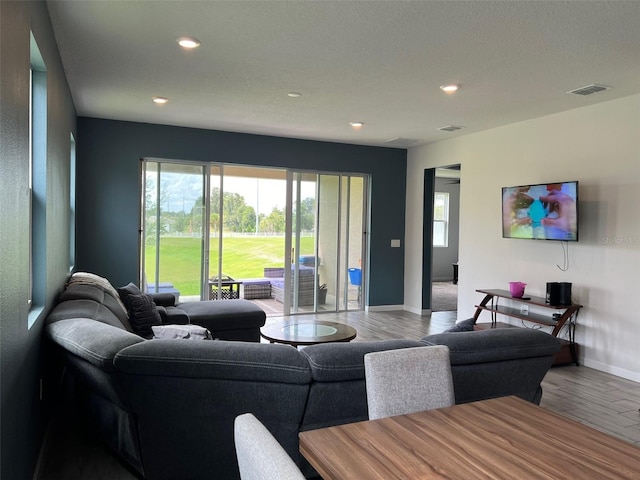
[[342, 176, 366, 310], [208, 166, 287, 302], [207, 167, 222, 299], [142, 161, 205, 301], [316, 174, 340, 312], [287, 172, 367, 314], [290, 172, 319, 314]]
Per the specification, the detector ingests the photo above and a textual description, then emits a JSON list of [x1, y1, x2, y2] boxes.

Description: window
[[29, 32, 47, 326], [433, 192, 449, 247], [69, 133, 76, 270]]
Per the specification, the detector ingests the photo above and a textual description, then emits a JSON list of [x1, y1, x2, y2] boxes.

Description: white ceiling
[[46, 0, 640, 149]]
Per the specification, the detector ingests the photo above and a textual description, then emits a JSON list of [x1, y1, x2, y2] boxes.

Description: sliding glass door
[[142, 159, 368, 313]]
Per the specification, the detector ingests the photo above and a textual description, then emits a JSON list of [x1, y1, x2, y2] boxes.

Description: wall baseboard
[[366, 304, 405, 312], [402, 305, 431, 316], [582, 358, 640, 383]]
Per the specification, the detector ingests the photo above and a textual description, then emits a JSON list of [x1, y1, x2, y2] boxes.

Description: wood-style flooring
[[36, 309, 640, 479]]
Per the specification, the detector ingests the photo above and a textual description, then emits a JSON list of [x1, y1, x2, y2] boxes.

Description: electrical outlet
[[520, 305, 529, 315]]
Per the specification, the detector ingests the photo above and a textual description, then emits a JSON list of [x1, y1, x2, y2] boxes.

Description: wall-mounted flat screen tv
[[502, 181, 578, 241]]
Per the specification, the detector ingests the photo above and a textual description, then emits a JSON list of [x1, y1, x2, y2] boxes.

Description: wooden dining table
[[299, 395, 640, 479]]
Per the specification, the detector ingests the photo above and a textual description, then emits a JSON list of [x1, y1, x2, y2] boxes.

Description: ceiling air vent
[[384, 137, 421, 148], [437, 125, 465, 132], [566, 84, 610, 96]]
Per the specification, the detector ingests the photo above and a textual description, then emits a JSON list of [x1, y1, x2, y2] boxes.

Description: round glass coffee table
[[261, 320, 357, 347]]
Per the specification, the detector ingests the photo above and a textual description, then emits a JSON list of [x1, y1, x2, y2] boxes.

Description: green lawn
[[145, 235, 315, 296]]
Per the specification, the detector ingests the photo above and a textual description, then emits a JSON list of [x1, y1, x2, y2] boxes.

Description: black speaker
[[546, 282, 572, 306]]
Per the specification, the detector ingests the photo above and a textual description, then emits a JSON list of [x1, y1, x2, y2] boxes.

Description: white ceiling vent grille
[[566, 84, 610, 96], [384, 137, 421, 148], [437, 125, 465, 132]]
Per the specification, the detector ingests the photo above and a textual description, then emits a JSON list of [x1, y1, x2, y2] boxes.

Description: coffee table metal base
[[261, 320, 357, 347]]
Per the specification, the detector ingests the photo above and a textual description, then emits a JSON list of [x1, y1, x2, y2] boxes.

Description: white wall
[[406, 94, 640, 382]]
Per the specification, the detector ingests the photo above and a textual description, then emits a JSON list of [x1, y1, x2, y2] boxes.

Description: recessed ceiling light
[[350, 122, 364, 129], [287, 92, 302, 98], [177, 37, 201, 49], [152, 96, 169, 105], [440, 84, 460, 94]]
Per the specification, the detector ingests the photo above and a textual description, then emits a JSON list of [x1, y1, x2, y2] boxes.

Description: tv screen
[[502, 181, 578, 241]]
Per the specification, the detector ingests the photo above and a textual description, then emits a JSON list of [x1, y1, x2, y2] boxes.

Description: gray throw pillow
[[443, 318, 475, 333], [126, 293, 162, 338], [117, 282, 143, 311]]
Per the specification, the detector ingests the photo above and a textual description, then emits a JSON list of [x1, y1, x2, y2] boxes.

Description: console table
[[473, 289, 582, 365]]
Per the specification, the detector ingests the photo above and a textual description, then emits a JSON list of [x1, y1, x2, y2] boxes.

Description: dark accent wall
[[76, 118, 407, 306], [0, 1, 77, 479]]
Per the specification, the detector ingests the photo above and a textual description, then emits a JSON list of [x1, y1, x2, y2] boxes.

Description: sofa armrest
[[46, 318, 144, 371], [156, 306, 189, 325], [149, 292, 177, 307]]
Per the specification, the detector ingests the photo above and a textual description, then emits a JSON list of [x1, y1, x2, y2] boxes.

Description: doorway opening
[[427, 165, 460, 313]]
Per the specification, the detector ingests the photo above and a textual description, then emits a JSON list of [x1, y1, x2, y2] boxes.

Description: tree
[[297, 197, 316, 232], [189, 196, 204, 234], [260, 207, 285, 233], [144, 178, 169, 243], [193, 189, 257, 233], [223, 192, 252, 232]]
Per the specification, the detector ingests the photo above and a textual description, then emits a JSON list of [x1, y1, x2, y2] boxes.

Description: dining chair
[[364, 345, 455, 420], [234, 413, 305, 480]]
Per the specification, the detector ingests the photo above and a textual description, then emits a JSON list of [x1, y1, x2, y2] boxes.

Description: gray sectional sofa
[[45, 274, 561, 480]]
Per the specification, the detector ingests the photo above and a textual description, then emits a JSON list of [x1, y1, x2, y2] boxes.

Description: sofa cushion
[[46, 298, 131, 331], [126, 294, 162, 339], [68, 271, 128, 316], [421, 328, 561, 365], [177, 300, 266, 335], [300, 339, 423, 382], [114, 341, 311, 383], [57, 283, 133, 331]]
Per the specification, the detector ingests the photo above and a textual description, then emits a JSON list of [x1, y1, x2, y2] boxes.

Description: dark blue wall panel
[[77, 118, 407, 306]]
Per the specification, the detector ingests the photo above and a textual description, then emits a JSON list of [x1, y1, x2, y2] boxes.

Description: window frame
[[28, 32, 47, 327], [432, 191, 450, 248]]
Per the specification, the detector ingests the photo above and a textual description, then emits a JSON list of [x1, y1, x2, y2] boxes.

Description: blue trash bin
[[348, 268, 362, 286]]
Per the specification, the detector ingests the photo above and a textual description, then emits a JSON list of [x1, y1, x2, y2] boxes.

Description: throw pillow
[[126, 293, 162, 338], [443, 318, 475, 333], [117, 282, 143, 310]]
